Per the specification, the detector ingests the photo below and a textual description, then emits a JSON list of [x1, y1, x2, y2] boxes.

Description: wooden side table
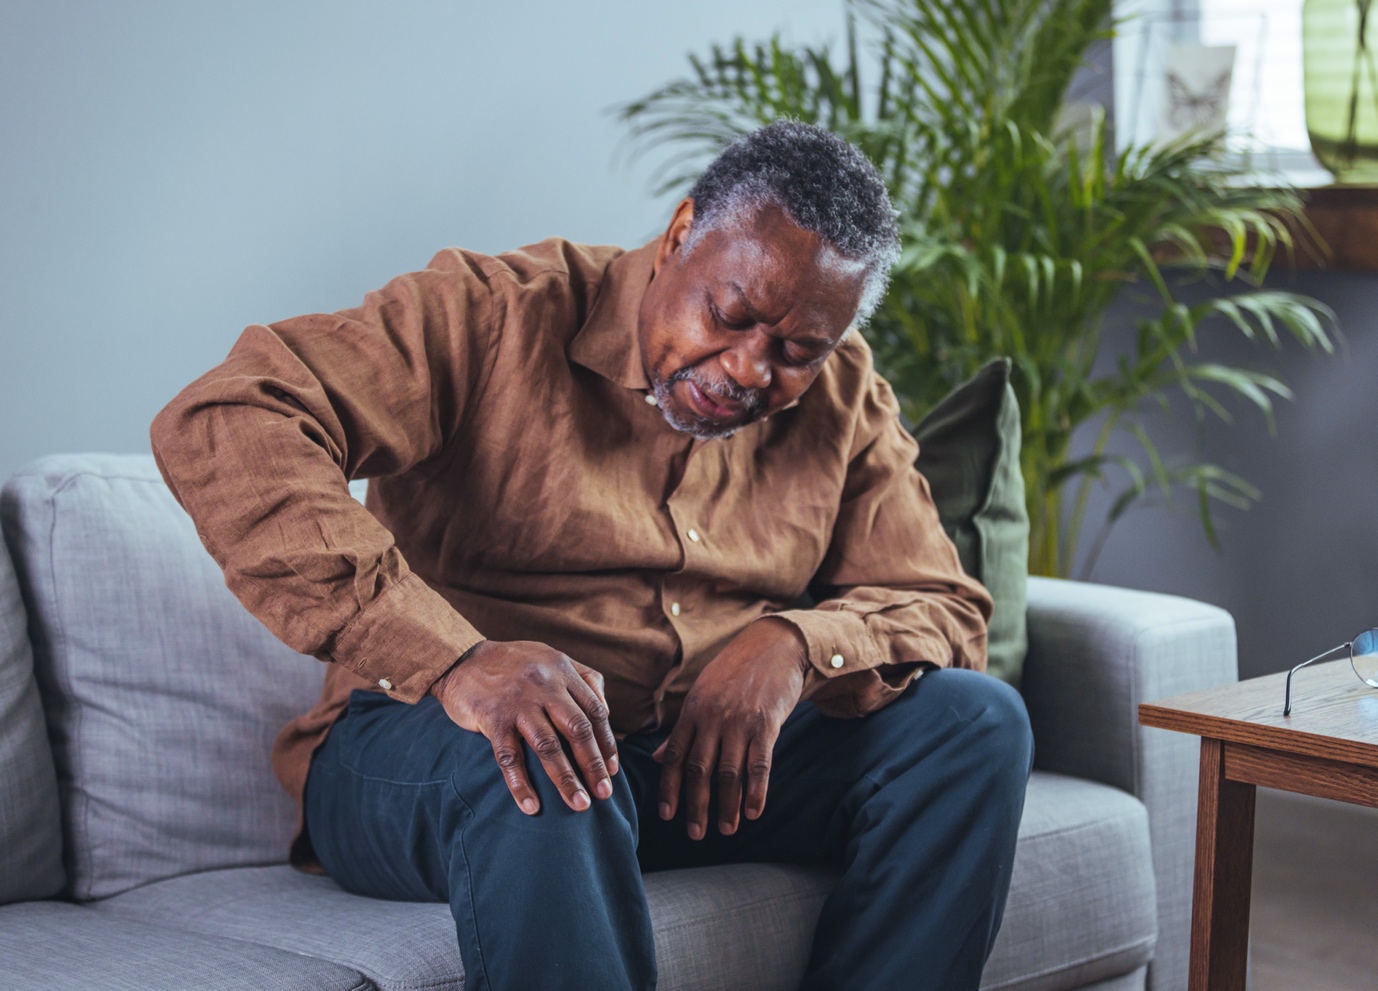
[[1139, 659, 1378, 991]]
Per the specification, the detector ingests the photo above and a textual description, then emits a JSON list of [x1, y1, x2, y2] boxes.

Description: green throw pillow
[[913, 358, 1030, 687]]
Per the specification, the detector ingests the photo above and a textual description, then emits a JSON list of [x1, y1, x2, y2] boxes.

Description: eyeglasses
[[1282, 629, 1378, 716]]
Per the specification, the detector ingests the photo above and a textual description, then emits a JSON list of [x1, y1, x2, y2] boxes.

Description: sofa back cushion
[[0, 534, 65, 903], [0, 454, 326, 901]]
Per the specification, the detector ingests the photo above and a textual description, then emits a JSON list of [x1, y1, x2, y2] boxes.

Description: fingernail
[[688, 823, 704, 841], [595, 778, 612, 799], [573, 790, 590, 810], [659, 802, 672, 820], [521, 798, 538, 815], [608, 754, 619, 774], [720, 821, 735, 835]]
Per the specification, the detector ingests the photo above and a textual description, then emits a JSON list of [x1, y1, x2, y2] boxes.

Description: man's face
[[637, 199, 867, 440]]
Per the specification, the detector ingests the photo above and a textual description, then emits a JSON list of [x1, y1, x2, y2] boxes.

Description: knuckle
[[565, 717, 596, 743], [684, 759, 713, 779], [716, 766, 741, 787], [585, 700, 609, 723], [494, 747, 523, 770], [748, 758, 772, 776], [531, 734, 564, 759]]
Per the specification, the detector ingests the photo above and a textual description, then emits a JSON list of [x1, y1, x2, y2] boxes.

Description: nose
[[720, 335, 772, 392]]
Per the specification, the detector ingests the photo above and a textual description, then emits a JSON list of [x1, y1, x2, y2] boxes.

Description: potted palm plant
[[619, 0, 1337, 577]]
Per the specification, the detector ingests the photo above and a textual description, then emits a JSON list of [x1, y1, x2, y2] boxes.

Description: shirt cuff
[[329, 572, 485, 703], [771, 608, 884, 680]]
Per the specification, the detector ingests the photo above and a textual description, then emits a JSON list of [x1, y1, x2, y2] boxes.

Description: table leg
[[1189, 737, 1257, 991]]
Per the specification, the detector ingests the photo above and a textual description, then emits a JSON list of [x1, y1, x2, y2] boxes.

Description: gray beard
[[652, 366, 766, 441]]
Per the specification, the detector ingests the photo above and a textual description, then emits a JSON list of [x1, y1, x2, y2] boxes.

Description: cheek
[[769, 367, 822, 407], [652, 305, 721, 376]]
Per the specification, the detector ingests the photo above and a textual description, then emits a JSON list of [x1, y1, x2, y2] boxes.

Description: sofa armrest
[[1020, 576, 1237, 991]]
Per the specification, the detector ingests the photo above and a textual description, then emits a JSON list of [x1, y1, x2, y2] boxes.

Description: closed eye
[[781, 342, 824, 366], [712, 303, 753, 331]]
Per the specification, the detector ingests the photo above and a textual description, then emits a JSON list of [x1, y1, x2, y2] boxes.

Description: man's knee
[[445, 724, 639, 847], [893, 668, 1034, 779]]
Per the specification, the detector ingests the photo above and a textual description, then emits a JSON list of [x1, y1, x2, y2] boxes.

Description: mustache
[[668, 366, 767, 418]]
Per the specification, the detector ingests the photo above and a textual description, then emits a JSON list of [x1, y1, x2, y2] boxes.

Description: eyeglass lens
[[1351, 629, 1378, 687]]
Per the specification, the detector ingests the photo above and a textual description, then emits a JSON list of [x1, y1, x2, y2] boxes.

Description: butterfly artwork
[[1166, 70, 1232, 133], [1155, 45, 1237, 146]]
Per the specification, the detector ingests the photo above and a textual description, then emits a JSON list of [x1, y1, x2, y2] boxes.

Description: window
[[1112, 0, 1329, 183]]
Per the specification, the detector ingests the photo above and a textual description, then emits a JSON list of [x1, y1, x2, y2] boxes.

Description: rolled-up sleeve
[[150, 250, 494, 701], [773, 371, 993, 718]]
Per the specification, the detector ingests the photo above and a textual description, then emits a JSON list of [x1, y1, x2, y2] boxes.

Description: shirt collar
[[568, 239, 657, 392]]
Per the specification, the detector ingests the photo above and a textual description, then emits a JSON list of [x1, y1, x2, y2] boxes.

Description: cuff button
[[829, 654, 845, 669], [378, 678, 393, 691]]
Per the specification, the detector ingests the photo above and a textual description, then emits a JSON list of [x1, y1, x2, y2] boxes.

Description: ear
[[652, 198, 696, 277]]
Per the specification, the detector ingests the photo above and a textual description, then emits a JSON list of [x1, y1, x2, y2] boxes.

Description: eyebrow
[[725, 282, 766, 322], [725, 282, 834, 351]]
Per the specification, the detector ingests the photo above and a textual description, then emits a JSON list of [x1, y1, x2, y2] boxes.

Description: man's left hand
[[653, 617, 808, 839]]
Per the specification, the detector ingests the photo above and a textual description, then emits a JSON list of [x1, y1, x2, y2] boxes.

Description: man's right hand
[[427, 640, 619, 815]]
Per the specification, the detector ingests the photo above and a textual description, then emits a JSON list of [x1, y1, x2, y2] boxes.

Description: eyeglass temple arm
[[1283, 643, 1351, 716]]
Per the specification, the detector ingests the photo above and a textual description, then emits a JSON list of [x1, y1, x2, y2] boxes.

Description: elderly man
[[151, 121, 1032, 991]]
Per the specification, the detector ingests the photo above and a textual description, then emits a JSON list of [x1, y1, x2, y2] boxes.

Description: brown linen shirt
[[150, 236, 992, 863]]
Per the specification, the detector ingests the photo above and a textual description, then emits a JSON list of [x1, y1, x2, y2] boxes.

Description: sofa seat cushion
[[96, 771, 1154, 991], [983, 773, 1157, 991], [95, 860, 837, 991], [0, 901, 368, 991]]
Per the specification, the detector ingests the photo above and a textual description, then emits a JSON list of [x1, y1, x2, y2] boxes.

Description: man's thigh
[[630, 668, 1031, 872], [306, 689, 654, 902], [304, 690, 501, 902]]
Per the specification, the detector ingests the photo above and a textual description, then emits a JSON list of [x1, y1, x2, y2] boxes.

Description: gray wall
[[3, 2, 1373, 682], [0, 0, 841, 483]]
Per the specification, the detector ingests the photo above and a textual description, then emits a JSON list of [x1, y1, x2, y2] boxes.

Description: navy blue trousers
[[305, 668, 1033, 991]]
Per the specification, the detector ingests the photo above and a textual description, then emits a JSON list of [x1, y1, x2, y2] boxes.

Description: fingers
[[656, 721, 693, 825], [565, 668, 620, 775], [491, 728, 540, 816], [715, 730, 748, 835], [659, 718, 776, 838], [743, 732, 773, 821], [546, 697, 613, 801], [452, 644, 622, 815], [570, 660, 609, 707], [515, 710, 591, 812], [679, 730, 721, 842]]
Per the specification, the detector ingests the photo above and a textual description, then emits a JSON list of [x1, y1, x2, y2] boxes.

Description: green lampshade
[[1304, 0, 1378, 182]]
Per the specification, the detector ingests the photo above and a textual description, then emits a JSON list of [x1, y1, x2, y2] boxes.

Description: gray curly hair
[[684, 121, 900, 327]]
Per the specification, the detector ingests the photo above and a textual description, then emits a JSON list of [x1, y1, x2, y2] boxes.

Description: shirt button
[[644, 393, 658, 406], [378, 678, 394, 690], [670, 602, 681, 617], [829, 654, 845, 669], [687, 528, 700, 543]]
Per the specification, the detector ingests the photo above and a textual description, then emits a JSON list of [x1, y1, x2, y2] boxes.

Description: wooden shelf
[[1296, 184, 1378, 272]]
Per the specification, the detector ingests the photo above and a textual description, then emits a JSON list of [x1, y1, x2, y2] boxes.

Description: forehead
[[688, 207, 866, 325]]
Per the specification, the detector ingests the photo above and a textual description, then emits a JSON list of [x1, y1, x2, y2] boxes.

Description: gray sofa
[[0, 454, 1235, 991]]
